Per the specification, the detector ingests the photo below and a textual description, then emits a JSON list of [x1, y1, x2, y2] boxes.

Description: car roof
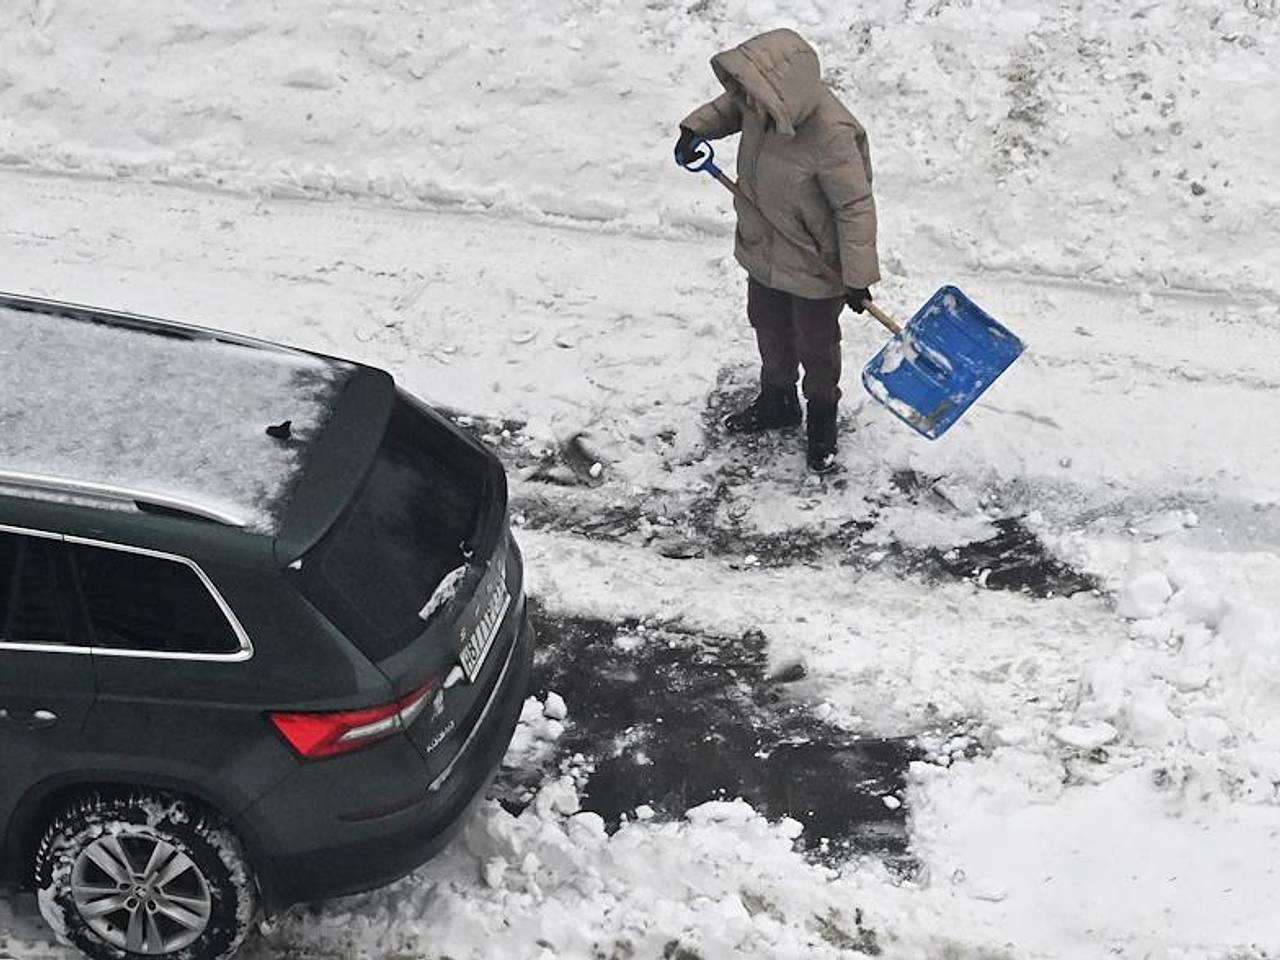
[[0, 292, 394, 563]]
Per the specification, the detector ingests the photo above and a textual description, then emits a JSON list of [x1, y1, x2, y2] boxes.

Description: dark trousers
[[746, 278, 843, 406]]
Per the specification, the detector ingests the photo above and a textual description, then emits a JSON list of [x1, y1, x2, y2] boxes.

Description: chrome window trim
[[0, 522, 63, 540], [0, 525, 254, 662], [0, 641, 94, 656]]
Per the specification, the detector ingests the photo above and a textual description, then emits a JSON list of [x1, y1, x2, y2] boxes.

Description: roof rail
[[0, 470, 249, 527], [0, 290, 323, 361]]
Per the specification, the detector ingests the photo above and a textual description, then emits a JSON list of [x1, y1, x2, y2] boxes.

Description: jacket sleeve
[[816, 126, 881, 289], [680, 92, 743, 140]]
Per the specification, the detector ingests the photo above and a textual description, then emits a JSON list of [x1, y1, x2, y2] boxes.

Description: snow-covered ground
[[2, 1, 1280, 958]]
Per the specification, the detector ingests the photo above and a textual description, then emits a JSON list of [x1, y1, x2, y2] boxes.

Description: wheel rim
[[70, 830, 212, 954]]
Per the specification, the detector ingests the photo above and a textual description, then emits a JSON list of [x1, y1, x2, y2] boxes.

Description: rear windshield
[[292, 397, 490, 660]]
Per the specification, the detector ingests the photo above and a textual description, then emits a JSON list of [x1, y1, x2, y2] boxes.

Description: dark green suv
[[0, 292, 535, 960]]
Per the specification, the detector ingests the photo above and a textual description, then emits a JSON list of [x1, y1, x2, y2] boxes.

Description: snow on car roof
[[0, 305, 353, 532]]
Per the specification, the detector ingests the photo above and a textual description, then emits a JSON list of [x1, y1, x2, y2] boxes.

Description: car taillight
[[268, 679, 440, 759]]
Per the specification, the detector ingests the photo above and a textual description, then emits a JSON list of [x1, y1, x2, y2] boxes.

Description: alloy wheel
[[70, 831, 213, 954]]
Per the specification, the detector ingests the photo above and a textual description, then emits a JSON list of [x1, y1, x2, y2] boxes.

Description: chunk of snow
[[1117, 570, 1173, 619], [533, 778, 581, 819], [1076, 663, 1127, 722], [1053, 722, 1118, 750], [567, 812, 607, 846], [1129, 617, 1173, 643], [993, 725, 1032, 746], [685, 800, 756, 826], [519, 697, 544, 726], [1185, 716, 1232, 751], [417, 564, 468, 622], [1125, 692, 1181, 747], [1168, 586, 1227, 628], [776, 817, 803, 841], [543, 691, 568, 721], [481, 856, 507, 888], [535, 718, 565, 742]]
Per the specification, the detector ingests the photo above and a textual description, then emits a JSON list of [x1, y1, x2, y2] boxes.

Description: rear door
[[68, 538, 286, 812], [0, 527, 96, 848], [286, 394, 519, 782]]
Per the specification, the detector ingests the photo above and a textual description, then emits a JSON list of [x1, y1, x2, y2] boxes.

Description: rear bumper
[[251, 610, 535, 910]]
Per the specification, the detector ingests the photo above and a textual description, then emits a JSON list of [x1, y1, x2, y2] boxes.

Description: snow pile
[[504, 693, 570, 772], [0, 0, 1277, 297], [0, 306, 348, 531], [254, 786, 881, 960], [912, 753, 1280, 958]]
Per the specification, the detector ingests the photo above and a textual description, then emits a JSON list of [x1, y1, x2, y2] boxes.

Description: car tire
[[33, 791, 257, 960]]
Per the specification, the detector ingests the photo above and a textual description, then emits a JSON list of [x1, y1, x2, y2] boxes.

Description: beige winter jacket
[[682, 29, 880, 299]]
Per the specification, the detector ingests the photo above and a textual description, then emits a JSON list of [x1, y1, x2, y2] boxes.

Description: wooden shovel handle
[[861, 300, 902, 335], [708, 168, 902, 336]]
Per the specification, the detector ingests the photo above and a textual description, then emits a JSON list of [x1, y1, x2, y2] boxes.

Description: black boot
[[724, 384, 802, 434], [806, 401, 839, 473]]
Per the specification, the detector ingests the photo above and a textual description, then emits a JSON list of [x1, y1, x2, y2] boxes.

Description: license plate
[[458, 567, 511, 683]]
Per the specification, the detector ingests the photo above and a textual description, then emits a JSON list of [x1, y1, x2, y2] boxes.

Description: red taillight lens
[[269, 680, 440, 759]]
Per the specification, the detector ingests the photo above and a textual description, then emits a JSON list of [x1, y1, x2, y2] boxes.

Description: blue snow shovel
[[678, 139, 1024, 439]]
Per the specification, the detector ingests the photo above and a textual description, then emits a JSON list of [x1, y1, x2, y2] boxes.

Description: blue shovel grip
[[677, 137, 721, 176]]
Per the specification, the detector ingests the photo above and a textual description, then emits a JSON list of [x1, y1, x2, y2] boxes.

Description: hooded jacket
[[681, 29, 880, 299]]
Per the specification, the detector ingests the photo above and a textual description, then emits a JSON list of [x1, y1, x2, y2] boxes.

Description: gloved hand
[[674, 127, 702, 166], [845, 288, 872, 313]]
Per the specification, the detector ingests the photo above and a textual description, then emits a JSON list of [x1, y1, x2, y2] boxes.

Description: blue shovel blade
[[861, 285, 1024, 440]]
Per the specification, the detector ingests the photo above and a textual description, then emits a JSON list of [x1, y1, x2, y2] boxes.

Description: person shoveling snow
[[674, 28, 879, 473], [677, 30, 1025, 448]]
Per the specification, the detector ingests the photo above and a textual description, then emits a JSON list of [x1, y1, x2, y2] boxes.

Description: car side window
[[70, 543, 241, 656], [0, 531, 71, 646]]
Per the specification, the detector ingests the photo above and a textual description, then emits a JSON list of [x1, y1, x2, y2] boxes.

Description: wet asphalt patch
[[444, 400, 1099, 600], [512, 483, 1095, 600], [495, 606, 921, 872]]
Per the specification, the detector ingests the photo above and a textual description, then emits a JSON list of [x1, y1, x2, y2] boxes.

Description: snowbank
[[1, 0, 1277, 298]]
